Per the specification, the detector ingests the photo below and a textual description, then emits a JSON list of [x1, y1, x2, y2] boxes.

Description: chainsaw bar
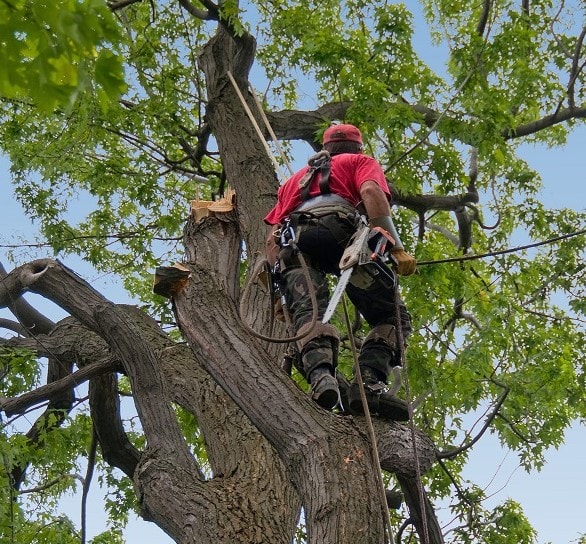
[[321, 225, 371, 324], [322, 267, 353, 324]]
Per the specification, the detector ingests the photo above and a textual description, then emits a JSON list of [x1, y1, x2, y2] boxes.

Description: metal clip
[[279, 222, 296, 247]]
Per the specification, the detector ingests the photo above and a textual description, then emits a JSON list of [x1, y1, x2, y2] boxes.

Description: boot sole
[[348, 385, 409, 421], [315, 389, 340, 410]]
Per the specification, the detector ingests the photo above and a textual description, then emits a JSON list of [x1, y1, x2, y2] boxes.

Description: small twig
[[438, 384, 509, 459], [20, 473, 84, 494], [81, 428, 98, 544]]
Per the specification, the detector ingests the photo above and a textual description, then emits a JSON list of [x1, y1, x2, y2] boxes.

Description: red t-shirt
[[264, 153, 390, 225]]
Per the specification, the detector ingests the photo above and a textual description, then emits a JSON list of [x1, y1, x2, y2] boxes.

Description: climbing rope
[[342, 296, 395, 544], [417, 228, 586, 266], [238, 250, 320, 344], [393, 281, 430, 544]]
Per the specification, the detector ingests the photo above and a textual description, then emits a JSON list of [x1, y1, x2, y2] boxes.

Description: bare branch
[[438, 384, 510, 459], [0, 318, 27, 336], [476, 0, 492, 37], [568, 25, 586, 108], [397, 475, 445, 544], [81, 430, 98, 544], [268, 99, 586, 152], [177, 0, 215, 20], [0, 359, 121, 416], [391, 188, 479, 216], [0, 261, 55, 334], [20, 473, 85, 495], [107, 0, 142, 10], [89, 372, 141, 478], [265, 102, 352, 147], [505, 105, 586, 138]]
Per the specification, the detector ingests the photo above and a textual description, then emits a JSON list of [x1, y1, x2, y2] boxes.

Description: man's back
[[264, 152, 390, 225]]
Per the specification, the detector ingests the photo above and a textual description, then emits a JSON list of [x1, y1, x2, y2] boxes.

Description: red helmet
[[323, 123, 363, 145]]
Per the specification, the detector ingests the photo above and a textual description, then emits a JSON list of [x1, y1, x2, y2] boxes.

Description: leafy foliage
[[1, 0, 585, 542], [0, 0, 126, 112]]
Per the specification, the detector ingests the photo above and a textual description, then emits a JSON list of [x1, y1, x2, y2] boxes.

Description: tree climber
[[264, 124, 416, 420]]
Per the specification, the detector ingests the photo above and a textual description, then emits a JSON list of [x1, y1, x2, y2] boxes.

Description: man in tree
[[265, 123, 416, 420]]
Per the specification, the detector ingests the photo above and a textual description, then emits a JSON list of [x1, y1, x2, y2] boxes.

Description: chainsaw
[[322, 224, 398, 324]]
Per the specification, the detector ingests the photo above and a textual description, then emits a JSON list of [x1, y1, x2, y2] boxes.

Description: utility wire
[[417, 227, 586, 266]]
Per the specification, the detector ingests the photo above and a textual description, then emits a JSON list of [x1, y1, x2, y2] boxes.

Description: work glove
[[390, 248, 417, 276]]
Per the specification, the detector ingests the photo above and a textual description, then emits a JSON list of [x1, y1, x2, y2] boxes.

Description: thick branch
[[476, 0, 492, 36], [0, 316, 113, 364], [4, 260, 197, 473], [391, 189, 479, 216], [374, 419, 436, 477], [397, 475, 445, 544], [0, 317, 27, 336], [89, 372, 141, 478], [177, 0, 216, 21], [267, 100, 586, 149], [1, 359, 121, 416], [107, 0, 142, 11], [0, 261, 55, 334], [506, 106, 586, 138], [265, 102, 352, 147]]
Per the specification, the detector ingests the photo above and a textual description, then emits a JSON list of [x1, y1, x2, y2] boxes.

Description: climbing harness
[[298, 149, 332, 201]]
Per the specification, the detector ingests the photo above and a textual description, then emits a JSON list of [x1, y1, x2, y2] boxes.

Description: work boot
[[309, 365, 340, 411], [297, 322, 340, 411], [348, 367, 409, 421]]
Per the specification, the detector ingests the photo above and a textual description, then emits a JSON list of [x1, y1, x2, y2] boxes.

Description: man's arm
[[359, 180, 392, 218]]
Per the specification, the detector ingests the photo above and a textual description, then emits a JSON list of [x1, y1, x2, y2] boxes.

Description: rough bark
[[169, 201, 439, 543], [0, 260, 305, 543], [190, 21, 445, 543]]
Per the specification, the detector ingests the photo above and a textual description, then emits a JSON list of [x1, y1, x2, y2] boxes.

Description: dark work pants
[[279, 218, 412, 380]]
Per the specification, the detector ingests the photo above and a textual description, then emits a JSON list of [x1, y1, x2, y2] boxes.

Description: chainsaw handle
[[368, 227, 395, 261]]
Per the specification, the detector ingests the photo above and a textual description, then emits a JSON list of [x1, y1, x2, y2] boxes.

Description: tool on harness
[[322, 224, 398, 324], [278, 222, 296, 248]]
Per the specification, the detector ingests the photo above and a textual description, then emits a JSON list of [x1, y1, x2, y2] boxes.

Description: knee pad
[[363, 324, 397, 350], [360, 324, 401, 374]]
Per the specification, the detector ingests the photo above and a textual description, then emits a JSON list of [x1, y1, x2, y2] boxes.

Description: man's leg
[[280, 261, 340, 410], [297, 321, 340, 410], [346, 278, 412, 420]]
